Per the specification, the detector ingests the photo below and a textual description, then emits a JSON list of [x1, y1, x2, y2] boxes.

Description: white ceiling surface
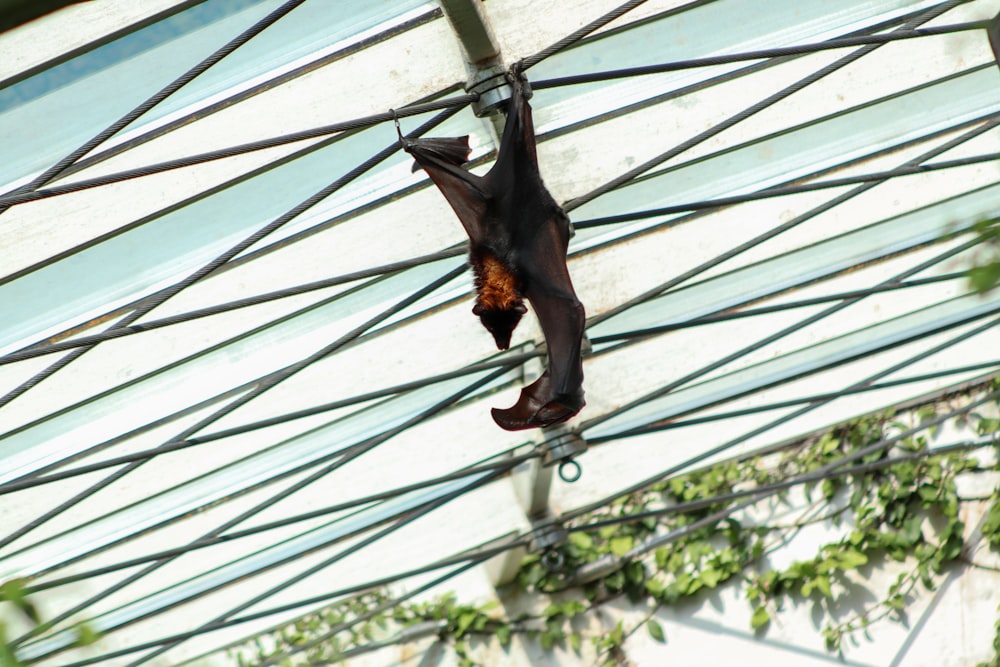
[[0, 0, 999, 665]]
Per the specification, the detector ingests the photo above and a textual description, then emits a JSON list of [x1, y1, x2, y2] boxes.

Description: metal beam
[[439, 0, 510, 118]]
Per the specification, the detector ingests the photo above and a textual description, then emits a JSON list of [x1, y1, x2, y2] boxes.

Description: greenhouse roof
[[1, 0, 999, 664]]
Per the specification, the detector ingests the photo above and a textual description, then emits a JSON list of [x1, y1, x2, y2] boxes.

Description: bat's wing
[[407, 137, 472, 171], [491, 218, 585, 431], [404, 136, 491, 243]]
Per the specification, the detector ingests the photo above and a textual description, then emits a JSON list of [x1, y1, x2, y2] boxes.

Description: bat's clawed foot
[[491, 371, 585, 431]]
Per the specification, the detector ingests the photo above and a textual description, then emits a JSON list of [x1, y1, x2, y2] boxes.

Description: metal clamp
[[540, 430, 587, 482], [529, 517, 569, 572], [529, 517, 567, 552], [468, 65, 511, 117]]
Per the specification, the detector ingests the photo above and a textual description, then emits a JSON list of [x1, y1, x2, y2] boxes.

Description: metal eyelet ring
[[558, 459, 582, 483], [542, 549, 565, 572]]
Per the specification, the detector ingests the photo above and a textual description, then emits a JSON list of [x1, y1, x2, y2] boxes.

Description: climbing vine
[[3, 384, 997, 666], [968, 216, 1000, 294], [0, 579, 101, 667], [223, 379, 1000, 667]]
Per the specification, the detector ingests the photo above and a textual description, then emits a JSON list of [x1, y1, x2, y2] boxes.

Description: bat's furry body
[[400, 71, 585, 430]]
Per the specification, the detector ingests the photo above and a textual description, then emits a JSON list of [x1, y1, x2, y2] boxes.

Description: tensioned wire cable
[[5, 14, 980, 209], [10, 363, 513, 651], [0, 94, 478, 208], [21, 448, 539, 593], [1, 0, 984, 568], [573, 151, 1000, 230], [579, 236, 992, 437], [560, 0, 970, 214], [39, 5, 447, 183], [0, 271, 968, 499], [582, 93, 1000, 333], [0, 102, 466, 412], [638, 362, 1000, 434], [0, 260, 468, 552], [530, 20, 988, 91], [5, 0, 992, 656], [589, 271, 966, 346], [18, 536, 530, 666], [22, 464, 515, 666], [564, 384, 1000, 583], [564, 318, 1000, 522], [0, 4, 982, 367], [0, 0, 311, 207]]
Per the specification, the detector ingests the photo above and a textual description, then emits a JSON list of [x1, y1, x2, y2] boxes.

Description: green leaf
[[625, 561, 645, 586], [455, 611, 476, 637], [836, 549, 868, 570], [647, 619, 666, 643], [0, 579, 39, 625], [73, 623, 102, 647], [969, 261, 1000, 294], [609, 535, 634, 557], [608, 620, 625, 645], [568, 531, 594, 550], [604, 570, 625, 591], [982, 497, 1000, 548], [750, 606, 770, 631], [700, 567, 722, 589], [815, 575, 832, 598], [496, 624, 511, 647]]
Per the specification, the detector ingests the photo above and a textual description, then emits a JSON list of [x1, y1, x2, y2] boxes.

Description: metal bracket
[[541, 429, 587, 482], [529, 516, 569, 571], [439, 0, 518, 118], [468, 65, 511, 117]]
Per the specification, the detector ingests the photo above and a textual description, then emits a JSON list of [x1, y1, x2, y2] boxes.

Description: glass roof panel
[[1, 1, 999, 664]]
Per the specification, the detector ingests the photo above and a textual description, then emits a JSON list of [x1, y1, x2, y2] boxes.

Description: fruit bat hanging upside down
[[397, 68, 585, 431]]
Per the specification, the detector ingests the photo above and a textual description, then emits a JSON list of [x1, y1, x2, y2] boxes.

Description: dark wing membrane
[[491, 220, 585, 430], [403, 135, 489, 242], [407, 136, 472, 171]]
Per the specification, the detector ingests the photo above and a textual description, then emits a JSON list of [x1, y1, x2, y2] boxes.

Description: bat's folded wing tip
[[490, 384, 585, 431]]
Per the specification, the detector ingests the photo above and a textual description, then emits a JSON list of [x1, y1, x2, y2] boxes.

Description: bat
[[397, 68, 585, 430]]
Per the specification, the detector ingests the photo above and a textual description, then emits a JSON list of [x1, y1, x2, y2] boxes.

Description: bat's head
[[473, 302, 527, 350]]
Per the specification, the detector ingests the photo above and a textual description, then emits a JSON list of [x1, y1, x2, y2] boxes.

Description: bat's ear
[[471, 302, 526, 316]]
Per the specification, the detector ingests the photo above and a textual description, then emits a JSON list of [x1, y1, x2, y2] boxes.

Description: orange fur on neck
[[472, 251, 522, 311]]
